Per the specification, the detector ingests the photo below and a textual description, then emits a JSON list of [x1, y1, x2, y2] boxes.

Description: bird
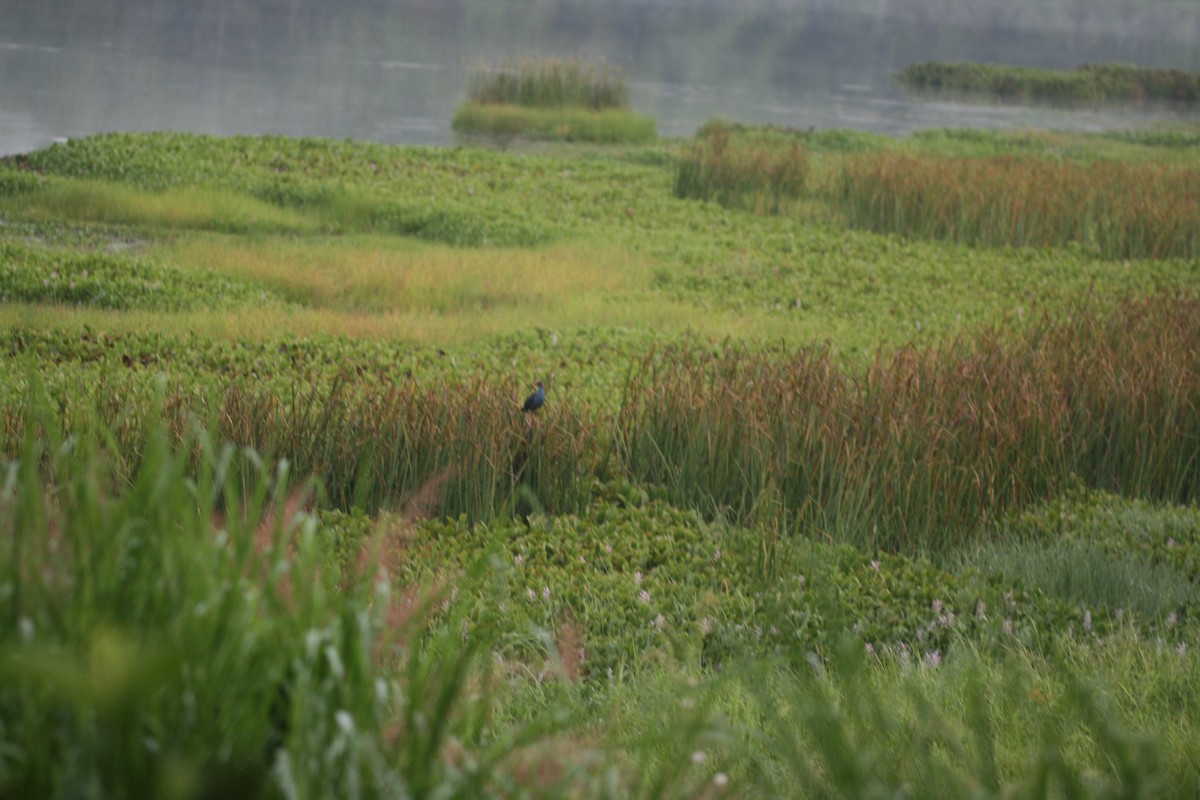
[[522, 380, 545, 413]]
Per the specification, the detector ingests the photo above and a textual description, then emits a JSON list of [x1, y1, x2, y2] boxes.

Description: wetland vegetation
[[898, 61, 1200, 108], [1, 122, 1199, 798], [452, 59, 657, 144]]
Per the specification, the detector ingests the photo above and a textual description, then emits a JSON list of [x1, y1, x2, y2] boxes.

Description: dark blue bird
[[522, 380, 545, 413]]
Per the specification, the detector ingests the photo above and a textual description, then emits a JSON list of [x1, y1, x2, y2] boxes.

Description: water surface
[[3, 0, 1199, 155]]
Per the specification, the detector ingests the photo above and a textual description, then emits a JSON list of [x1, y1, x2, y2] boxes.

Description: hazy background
[[4, 0, 1200, 155]]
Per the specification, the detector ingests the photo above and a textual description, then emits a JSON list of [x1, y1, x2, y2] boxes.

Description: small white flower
[[652, 614, 666, 630], [634, 571, 643, 586], [713, 773, 729, 788], [542, 586, 551, 601], [870, 559, 880, 572], [691, 750, 706, 765], [1167, 611, 1178, 628], [638, 590, 651, 604]]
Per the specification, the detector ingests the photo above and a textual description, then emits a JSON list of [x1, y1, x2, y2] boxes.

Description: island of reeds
[[898, 60, 1200, 107], [451, 57, 657, 144], [2, 121, 1199, 797]]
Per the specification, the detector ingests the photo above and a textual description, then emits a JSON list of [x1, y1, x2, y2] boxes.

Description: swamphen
[[523, 380, 545, 412]]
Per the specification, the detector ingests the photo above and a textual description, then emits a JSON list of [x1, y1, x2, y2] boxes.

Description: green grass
[[899, 61, 1200, 106]]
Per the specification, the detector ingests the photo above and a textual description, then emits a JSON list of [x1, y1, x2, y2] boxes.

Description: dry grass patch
[[167, 234, 645, 315]]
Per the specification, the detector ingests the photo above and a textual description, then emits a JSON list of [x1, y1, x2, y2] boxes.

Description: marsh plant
[[899, 61, 1200, 106], [453, 57, 656, 144], [616, 292, 1200, 554], [836, 151, 1200, 259], [465, 58, 631, 111], [674, 121, 809, 214]]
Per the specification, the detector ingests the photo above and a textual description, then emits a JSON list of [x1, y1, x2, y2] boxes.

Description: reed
[[674, 121, 809, 213], [835, 152, 1200, 259], [6, 292, 1197, 557], [215, 375, 599, 520], [615, 293, 1200, 554], [464, 57, 631, 110], [899, 61, 1200, 106]]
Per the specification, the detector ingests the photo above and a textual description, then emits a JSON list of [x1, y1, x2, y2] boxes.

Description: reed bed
[[465, 58, 630, 110], [5, 293, 1197, 556], [674, 122, 809, 213], [0, 371, 598, 523], [836, 152, 1200, 260], [615, 293, 1200, 554], [899, 61, 1200, 106], [216, 376, 598, 519]]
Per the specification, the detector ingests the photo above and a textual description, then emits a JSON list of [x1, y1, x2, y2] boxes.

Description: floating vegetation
[[899, 61, 1200, 107], [452, 57, 656, 144]]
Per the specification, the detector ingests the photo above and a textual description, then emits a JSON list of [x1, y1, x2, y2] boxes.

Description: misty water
[[3, 0, 1200, 156]]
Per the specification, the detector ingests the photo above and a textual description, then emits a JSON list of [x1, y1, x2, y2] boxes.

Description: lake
[[3, 0, 1200, 156]]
